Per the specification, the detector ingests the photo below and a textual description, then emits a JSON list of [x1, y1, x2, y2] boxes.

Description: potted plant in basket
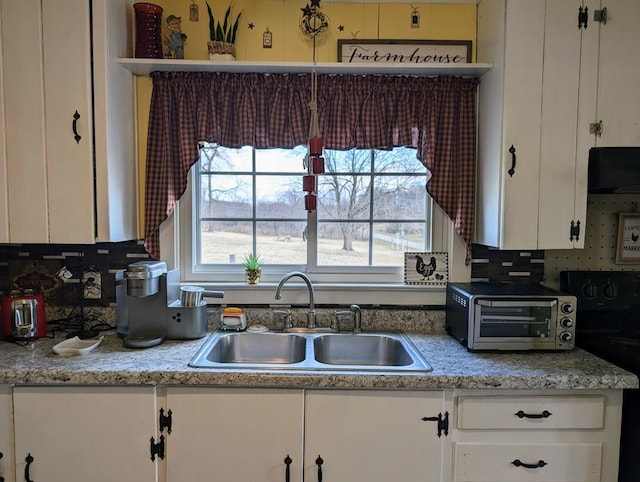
[[206, 1, 242, 61], [241, 253, 263, 285]]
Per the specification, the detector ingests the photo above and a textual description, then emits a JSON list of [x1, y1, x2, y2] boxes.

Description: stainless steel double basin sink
[[189, 330, 432, 373]]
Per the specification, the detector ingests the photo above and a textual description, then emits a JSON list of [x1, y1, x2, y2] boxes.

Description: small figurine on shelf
[[164, 14, 187, 59]]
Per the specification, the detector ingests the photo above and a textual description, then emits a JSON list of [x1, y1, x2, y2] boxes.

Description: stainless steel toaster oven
[[445, 283, 576, 351]]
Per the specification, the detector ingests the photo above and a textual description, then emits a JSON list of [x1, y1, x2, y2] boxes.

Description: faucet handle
[[350, 304, 363, 333], [273, 310, 293, 330], [331, 310, 352, 331]]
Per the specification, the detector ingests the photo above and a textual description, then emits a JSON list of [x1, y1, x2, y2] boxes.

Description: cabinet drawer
[[457, 396, 604, 430], [453, 442, 602, 482]]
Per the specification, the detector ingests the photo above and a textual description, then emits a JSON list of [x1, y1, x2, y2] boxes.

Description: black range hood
[[588, 147, 640, 193]]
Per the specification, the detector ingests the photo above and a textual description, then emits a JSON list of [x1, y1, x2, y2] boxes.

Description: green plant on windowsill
[[242, 253, 263, 285], [206, 1, 242, 60]]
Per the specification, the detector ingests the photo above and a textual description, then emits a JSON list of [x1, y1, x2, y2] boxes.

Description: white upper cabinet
[[0, 6, 7, 244], [537, 0, 599, 249], [0, 0, 137, 244], [476, 0, 599, 250], [594, 0, 640, 146]]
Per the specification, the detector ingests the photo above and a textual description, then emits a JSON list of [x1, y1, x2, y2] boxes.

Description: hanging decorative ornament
[[410, 5, 420, 28], [299, 1, 330, 41], [189, 0, 199, 21], [299, 0, 328, 213]]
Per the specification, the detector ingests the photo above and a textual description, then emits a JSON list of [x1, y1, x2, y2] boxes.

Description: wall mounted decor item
[[337, 39, 472, 65], [615, 212, 640, 264], [404, 252, 448, 286]]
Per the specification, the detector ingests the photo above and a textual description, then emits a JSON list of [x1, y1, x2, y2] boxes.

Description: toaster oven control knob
[[560, 303, 574, 314], [559, 332, 573, 343], [560, 318, 574, 328]]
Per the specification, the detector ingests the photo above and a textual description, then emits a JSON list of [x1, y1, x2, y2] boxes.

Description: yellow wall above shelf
[[118, 58, 492, 77]]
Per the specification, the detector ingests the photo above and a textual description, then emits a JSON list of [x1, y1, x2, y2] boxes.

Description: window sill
[[190, 281, 446, 307]]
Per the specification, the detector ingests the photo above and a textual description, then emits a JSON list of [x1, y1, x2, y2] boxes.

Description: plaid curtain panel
[[144, 72, 478, 262]]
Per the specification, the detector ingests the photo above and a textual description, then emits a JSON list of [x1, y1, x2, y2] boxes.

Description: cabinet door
[[537, 0, 599, 249], [476, 0, 545, 249], [0, 6, 8, 244], [0, 386, 14, 482], [42, 0, 95, 243], [596, 0, 640, 146], [0, 0, 49, 242], [165, 387, 304, 482], [13, 386, 157, 482], [499, 0, 545, 250], [304, 390, 445, 482]]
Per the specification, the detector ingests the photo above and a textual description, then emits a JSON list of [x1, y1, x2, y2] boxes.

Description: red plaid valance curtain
[[144, 71, 478, 261]]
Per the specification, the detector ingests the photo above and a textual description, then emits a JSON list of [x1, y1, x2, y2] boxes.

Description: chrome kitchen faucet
[[274, 271, 316, 329]]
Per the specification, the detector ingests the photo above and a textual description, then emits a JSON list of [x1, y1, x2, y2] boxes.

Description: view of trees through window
[[196, 144, 429, 268]]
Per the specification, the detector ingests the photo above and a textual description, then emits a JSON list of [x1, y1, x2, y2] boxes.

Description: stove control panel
[[560, 271, 640, 311]]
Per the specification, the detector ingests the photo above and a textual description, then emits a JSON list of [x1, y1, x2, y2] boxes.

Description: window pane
[[317, 174, 371, 220], [372, 223, 427, 265], [256, 175, 307, 218], [256, 221, 307, 265], [317, 222, 370, 266], [373, 176, 427, 219], [325, 149, 371, 173], [200, 145, 252, 172], [200, 221, 253, 264], [255, 146, 307, 172], [200, 174, 252, 218], [373, 147, 423, 173]]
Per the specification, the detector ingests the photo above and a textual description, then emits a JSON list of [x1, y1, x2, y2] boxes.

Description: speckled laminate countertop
[[0, 331, 637, 390]]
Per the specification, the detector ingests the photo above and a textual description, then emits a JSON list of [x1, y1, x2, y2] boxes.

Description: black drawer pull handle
[[515, 410, 551, 419], [25, 453, 34, 482], [512, 459, 547, 469], [72, 111, 81, 144], [508, 145, 516, 177], [284, 455, 292, 482], [316, 455, 323, 482]]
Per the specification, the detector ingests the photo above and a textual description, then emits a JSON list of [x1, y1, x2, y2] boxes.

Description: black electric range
[[561, 271, 640, 482]]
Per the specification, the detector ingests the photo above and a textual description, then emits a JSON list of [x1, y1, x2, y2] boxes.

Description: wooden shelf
[[118, 58, 492, 77]]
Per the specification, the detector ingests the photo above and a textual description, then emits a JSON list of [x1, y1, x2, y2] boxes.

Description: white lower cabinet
[[12, 386, 158, 482], [162, 388, 447, 482], [1, 386, 624, 482], [304, 390, 446, 482], [163, 387, 304, 482], [450, 390, 623, 482], [0, 385, 14, 482]]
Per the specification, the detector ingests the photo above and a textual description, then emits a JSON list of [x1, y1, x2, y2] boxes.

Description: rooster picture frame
[[615, 212, 640, 264], [404, 252, 448, 285]]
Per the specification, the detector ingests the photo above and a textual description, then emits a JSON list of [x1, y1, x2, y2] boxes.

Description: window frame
[[173, 169, 469, 306]]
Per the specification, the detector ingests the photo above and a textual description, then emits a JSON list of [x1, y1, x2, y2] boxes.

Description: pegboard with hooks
[[545, 194, 640, 289]]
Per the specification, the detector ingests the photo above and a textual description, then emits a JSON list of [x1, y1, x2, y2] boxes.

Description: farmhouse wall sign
[[615, 212, 640, 264], [338, 39, 472, 65]]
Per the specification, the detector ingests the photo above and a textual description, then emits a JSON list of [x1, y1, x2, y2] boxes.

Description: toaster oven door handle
[[480, 316, 537, 322], [476, 300, 558, 307]]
